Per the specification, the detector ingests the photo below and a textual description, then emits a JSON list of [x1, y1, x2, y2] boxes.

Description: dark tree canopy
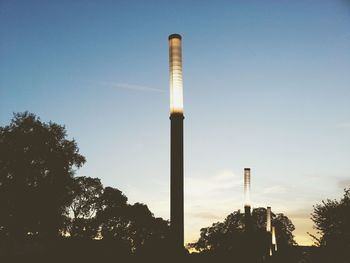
[[311, 188, 350, 262], [96, 189, 170, 253], [0, 112, 170, 261], [2, 112, 323, 263], [0, 112, 85, 239], [70, 176, 103, 219], [68, 176, 103, 239], [97, 186, 130, 241], [188, 207, 295, 261]]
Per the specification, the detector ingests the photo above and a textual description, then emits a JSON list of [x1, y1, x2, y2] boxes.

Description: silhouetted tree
[[273, 213, 296, 247], [251, 208, 296, 248], [310, 188, 350, 263], [188, 207, 295, 262], [97, 188, 170, 254], [0, 112, 85, 241], [97, 187, 129, 238], [68, 176, 103, 239], [70, 176, 103, 219], [0, 112, 172, 262], [128, 203, 170, 254]]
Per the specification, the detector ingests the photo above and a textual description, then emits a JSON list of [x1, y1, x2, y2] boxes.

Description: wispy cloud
[[336, 122, 350, 129], [96, 81, 165, 93], [186, 170, 241, 197], [288, 208, 312, 219], [338, 178, 350, 189], [262, 185, 287, 195], [184, 170, 243, 243], [189, 211, 224, 220]]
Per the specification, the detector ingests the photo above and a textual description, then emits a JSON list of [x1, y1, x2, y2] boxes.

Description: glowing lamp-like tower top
[[244, 168, 251, 207], [272, 226, 277, 251], [266, 206, 272, 232], [169, 34, 183, 114]]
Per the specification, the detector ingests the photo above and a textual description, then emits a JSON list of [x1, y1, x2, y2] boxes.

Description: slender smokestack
[[244, 168, 251, 231], [272, 226, 277, 251], [244, 168, 251, 209], [169, 33, 184, 253], [266, 206, 271, 232]]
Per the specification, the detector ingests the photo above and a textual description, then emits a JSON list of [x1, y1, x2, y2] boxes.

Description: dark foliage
[[0, 112, 346, 263], [67, 176, 103, 239], [0, 112, 85, 240], [310, 188, 350, 263], [188, 207, 296, 262], [0, 113, 170, 262]]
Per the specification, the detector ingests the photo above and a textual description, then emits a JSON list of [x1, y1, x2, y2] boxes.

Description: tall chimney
[[169, 33, 184, 253], [272, 226, 277, 252], [266, 206, 271, 232], [244, 168, 251, 230], [244, 168, 251, 212]]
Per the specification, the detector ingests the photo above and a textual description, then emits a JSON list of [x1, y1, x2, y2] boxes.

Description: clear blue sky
[[1, 0, 350, 245]]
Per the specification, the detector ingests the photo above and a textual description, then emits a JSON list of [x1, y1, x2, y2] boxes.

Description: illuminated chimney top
[[244, 168, 251, 207], [169, 33, 183, 114], [272, 226, 277, 251], [266, 206, 272, 232]]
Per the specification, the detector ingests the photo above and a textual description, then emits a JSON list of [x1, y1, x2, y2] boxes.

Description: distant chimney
[[272, 226, 277, 252], [244, 168, 251, 231], [244, 168, 251, 208], [266, 206, 271, 232]]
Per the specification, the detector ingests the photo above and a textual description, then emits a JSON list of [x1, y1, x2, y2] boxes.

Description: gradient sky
[[1, 0, 350, 246]]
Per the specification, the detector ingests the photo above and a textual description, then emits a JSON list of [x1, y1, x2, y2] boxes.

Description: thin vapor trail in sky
[[96, 81, 165, 93]]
